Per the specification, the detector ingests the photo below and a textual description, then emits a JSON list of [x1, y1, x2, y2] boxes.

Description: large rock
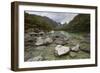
[[35, 37, 44, 46], [44, 36, 53, 44], [50, 31, 69, 45], [55, 45, 70, 56], [54, 37, 68, 45], [71, 44, 80, 52], [35, 36, 53, 46]]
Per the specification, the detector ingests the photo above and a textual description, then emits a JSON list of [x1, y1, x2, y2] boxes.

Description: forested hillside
[[24, 12, 58, 32], [62, 14, 90, 33]]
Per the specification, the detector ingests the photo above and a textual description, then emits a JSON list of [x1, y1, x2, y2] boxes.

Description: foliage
[[62, 14, 90, 33], [24, 12, 58, 32]]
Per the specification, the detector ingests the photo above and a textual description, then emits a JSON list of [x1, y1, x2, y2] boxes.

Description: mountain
[[42, 16, 58, 27], [62, 14, 90, 33], [24, 13, 58, 32]]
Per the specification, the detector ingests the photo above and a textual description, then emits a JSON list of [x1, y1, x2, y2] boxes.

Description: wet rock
[[35, 37, 44, 46], [35, 36, 53, 46], [54, 37, 68, 45], [71, 44, 80, 52], [44, 36, 53, 44], [54, 38, 64, 44], [69, 51, 77, 57], [55, 45, 70, 56]]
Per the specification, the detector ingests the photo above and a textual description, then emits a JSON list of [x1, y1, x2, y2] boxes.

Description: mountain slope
[[62, 14, 90, 33], [24, 13, 58, 32]]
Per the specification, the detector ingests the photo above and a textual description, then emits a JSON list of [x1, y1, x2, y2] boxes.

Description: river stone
[[44, 36, 53, 44], [71, 44, 80, 52], [54, 38, 67, 45], [35, 37, 44, 46], [69, 51, 77, 57], [54, 38, 64, 44], [55, 45, 70, 56]]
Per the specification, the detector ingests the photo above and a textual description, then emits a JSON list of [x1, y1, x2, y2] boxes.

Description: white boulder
[[55, 45, 70, 56], [44, 36, 53, 44], [71, 44, 80, 52], [35, 37, 44, 46]]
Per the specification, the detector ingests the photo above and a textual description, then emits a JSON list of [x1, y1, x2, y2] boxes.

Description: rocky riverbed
[[24, 31, 90, 61]]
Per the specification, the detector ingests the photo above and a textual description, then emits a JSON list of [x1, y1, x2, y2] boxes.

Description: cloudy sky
[[25, 11, 78, 24]]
